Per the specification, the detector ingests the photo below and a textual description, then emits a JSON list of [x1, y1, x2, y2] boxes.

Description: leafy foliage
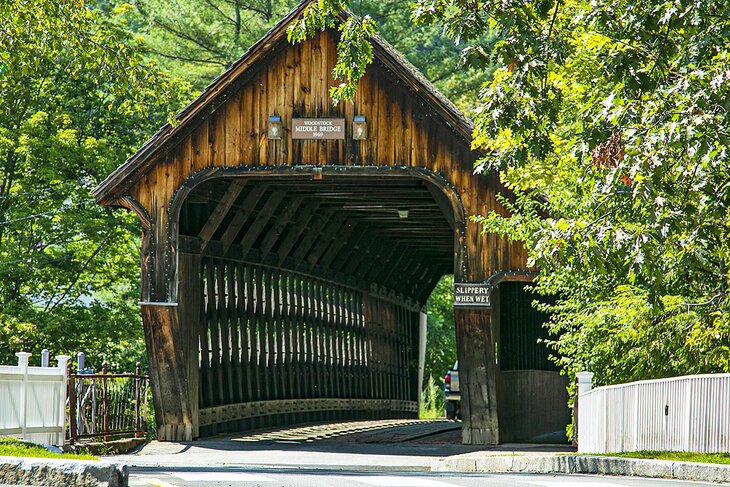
[[288, 0, 375, 103], [459, 0, 730, 384], [0, 0, 192, 370], [290, 0, 730, 389], [425, 275, 456, 388], [125, 0, 299, 90], [361, 1, 495, 113]]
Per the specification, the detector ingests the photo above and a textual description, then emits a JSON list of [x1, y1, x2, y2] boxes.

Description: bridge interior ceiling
[[178, 175, 455, 306]]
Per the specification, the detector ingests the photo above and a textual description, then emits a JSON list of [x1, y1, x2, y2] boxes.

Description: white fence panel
[[578, 373, 730, 454], [0, 352, 70, 446]]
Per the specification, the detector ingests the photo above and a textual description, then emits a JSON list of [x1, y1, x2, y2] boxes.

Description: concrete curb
[[431, 454, 730, 484], [0, 456, 128, 486]]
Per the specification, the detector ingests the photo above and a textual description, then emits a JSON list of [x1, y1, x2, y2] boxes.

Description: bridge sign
[[292, 118, 346, 140], [454, 283, 492, 308]]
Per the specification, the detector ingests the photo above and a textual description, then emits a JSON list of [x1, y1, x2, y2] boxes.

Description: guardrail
[[0, 352, 70, 446], [577, 372, 730, 453]]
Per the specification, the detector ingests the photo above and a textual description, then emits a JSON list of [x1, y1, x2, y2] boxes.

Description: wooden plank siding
[[126, 30, 527, 286], [94, 9, 544, 444]]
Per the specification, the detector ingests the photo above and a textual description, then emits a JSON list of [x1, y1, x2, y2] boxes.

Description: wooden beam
[[362, 238, 406, 282], [258, 197, 304, 258], [199, 179, 248, 253], [425, 183, 456, 231], [237, 190, 286, 257], [305, 214, 349, 266], [329, 230, 369, 274], [276, 202, 323, 266], [319, 222, 362, 270], [290, 208, 337, 263], [218, 185, 268, 255]]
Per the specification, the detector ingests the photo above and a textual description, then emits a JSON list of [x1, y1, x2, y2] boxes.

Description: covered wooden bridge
[[93, 1, 568, 445]]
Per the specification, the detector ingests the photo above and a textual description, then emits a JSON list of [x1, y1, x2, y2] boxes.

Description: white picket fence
[[0, 352, 70, 446], [577, 372, 730, 454]]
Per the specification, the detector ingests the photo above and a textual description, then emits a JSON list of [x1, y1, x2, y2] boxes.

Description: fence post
[[576, 372, 594, 395], [575, 372, 594, 451], [135, 362, 142, 438], [15, 352, 31, 441], [67, 362, 77, 445], [102, 362, 109, 442], [56, 355, 71, 446], [77, 352, 85, 373]]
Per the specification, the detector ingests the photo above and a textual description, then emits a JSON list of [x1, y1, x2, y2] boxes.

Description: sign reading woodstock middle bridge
[[292, 118, 346, 140]]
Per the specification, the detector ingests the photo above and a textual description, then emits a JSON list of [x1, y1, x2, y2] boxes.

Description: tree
[[125, 0, 299, 90], [425, 275, 456, 388], [288, 0, 730, 389], [358, 1, 495, 113], [0, 0, 192, 370]]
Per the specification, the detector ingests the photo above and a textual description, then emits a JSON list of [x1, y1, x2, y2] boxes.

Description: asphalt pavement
[[127, 467, 725, 487], [105, 420, 728, 487]]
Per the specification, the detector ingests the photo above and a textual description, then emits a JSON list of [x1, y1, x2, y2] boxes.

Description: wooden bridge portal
[[93, 1, 569, 445]]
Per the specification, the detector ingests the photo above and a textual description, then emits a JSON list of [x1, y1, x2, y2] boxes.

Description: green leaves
[[471, 0, 730, 384], [288, 0, 374, 104], [0, 0, 191, 370]]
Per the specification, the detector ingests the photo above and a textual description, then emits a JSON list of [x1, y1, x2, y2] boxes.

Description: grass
[[419, 376, 445, 420], [0, 438, 98, 460], [601, 451, 730, 465]]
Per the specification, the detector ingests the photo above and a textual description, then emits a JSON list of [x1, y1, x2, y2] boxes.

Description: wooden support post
[[141, 302, 196, 441], [356, 292, 367, 399], [304, 277, 314, 399], [177, 253, 202, 438], [199, 262, 214, 409], [293, 276, 304, 399], [454, 306, 500, 445], [227, 263, 242, 403], [205, 262, 224, 407], [264, 268, 279, 400], [271, 268, 282, 401], [237, 262, 252, 403], [246, 264, 260, 402], [217, 260, 233, 405], [259, 266, 271, 401], [315, 281, 327, 399], [281, 271, 292, 400]]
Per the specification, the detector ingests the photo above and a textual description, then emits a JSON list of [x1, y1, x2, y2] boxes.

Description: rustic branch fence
[[67, 362, 150, 444]]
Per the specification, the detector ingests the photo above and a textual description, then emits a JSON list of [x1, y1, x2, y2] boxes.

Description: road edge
[[431, 454, 730, 484], [0, 455, 127, 486]]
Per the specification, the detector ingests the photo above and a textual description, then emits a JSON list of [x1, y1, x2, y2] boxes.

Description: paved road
[[110, 421, 726, 487], [128, 467, 724, 487]]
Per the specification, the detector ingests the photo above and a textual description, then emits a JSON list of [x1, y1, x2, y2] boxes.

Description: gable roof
[[92, 0, 475, 204]]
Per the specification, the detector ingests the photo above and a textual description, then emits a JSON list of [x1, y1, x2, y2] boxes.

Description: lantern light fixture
[[353, 115, 367, 140], [268, 115, 282, 139]]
